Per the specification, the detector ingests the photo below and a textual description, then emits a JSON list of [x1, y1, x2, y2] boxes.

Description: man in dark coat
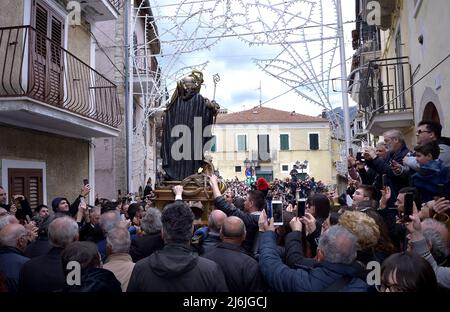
[[0, 224, 30, 292], [61, 241, 121, 293], [0, 187, 32, 221], [203, 216, 265, 292], [130, 208, 164, 262], [161, 70, 219, 181], [19, 216, 79, 292], [210, 175, 264, 254], [127, 199, 228, 292], [258, 212, 368, 292]]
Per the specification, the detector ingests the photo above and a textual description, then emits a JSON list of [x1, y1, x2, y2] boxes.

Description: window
[[8, 168, 43, 210], [211, 135, 216, 152], [32, 0, 65, 105], [282, 165, 289, 172], [257, 134, 270, 161], [357, 121, 363, 131], [235, 166, 242, 172], [280, 134, 289, 150], [237, 135, 247, 151], [309, 133, 319, 150]]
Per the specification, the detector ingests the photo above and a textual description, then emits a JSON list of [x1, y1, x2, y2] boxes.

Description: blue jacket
[[0, 246, 29, 292], [412, 159, 450, 203], [258, 232, 369, 292]]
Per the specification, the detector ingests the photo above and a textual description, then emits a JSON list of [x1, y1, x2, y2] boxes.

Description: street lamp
[[295, 160, 308, 174]]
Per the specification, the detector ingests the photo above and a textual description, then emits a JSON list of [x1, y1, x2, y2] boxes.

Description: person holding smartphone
[[209, 175, 265, 255]]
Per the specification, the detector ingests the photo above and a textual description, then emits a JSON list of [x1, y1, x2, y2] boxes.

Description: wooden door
[[8, 168, 43, 210]]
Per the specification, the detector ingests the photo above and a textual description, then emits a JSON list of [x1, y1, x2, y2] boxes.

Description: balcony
[[360, 57, 414, 136], [133, 50, 157, 94], [80, 0, 123, 22], [0, 26, 121, 138]]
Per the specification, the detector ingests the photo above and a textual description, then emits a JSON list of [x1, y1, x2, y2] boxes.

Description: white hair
[[0, 224, 27, 247], [106, 226, 131, 254], [0, 214, 19, 231], [318, 225, 358, 264], [48, 216, 79, 248]]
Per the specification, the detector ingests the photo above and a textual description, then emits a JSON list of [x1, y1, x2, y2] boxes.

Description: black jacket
[[63, 268, 121, 292], [127, 243, 228, 292], [213, 196, 259, 254], [0, 197, 32, 221], [24, 236, 52, 259], [130, 232, 164, 262], [200, 232, 221, 255], [203, 242, 265, 292], [79, 223, 104, 242], [19, 247, 66, 292], [0, 246, 29, 292]]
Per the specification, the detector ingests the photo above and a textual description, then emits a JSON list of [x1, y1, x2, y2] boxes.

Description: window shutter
[[309, 133, 319, 150], [8, 169, 43, 210], [280, 134, 289, 150], [211, 136, 216, 152], [35, 3, 48, 57], [238, 135, 246, 151]]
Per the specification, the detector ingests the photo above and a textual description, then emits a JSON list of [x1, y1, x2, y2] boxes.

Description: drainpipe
[[89, 138, 95, 205], [124, 0, 133, 193], [336, 0, 351, 156]]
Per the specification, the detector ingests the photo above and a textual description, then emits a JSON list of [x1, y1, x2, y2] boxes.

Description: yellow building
[[211, 107, 334, 184]]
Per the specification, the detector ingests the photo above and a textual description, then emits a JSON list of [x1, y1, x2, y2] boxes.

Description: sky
[[149, 0, 357, 117]]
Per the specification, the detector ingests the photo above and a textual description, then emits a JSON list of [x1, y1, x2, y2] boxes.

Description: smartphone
[[356, 152, 364, 162], [437, 184, 446, 199], [297, 198, 306, 218], [83, 179, 89, 186], [382, 174, 388, 188], [271, 200, 283, 226], [403, 193, 414, 222]]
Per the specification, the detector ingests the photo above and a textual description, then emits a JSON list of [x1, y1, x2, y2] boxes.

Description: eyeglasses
[[416, 130, 431, 135], [375, 282, 408, 292]]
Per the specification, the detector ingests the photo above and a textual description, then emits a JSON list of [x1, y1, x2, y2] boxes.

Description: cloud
[[151, 0, 356, 118]]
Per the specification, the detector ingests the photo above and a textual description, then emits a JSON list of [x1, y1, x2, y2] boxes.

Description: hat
[[51, 197, 70, 213]]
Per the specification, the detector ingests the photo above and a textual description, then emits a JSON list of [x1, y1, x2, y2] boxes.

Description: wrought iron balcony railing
[[0, 26, 121, 128], [359, 56, 413, 126], [108, 0, 124, 12]]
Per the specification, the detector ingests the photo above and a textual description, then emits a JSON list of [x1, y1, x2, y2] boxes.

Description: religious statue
[[161, 70, 220, 181], [245, 162, 256, 186]]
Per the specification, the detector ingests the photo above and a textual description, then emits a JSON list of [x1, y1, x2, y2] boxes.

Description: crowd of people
[[0, 119, 449, 293]]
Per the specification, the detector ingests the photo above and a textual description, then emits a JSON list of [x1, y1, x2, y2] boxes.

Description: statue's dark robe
[[161, 93, 215, 181]]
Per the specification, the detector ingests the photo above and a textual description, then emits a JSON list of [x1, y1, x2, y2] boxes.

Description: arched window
[[423, 102, 440, 123]]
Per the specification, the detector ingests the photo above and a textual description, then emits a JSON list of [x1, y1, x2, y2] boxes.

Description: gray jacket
[[412, 238, 450, 288]]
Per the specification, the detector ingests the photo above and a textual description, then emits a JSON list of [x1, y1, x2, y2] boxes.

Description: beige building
[[349, 0, 450, 147], [0, 0, 122, 208], [211, 107, 334, 184]]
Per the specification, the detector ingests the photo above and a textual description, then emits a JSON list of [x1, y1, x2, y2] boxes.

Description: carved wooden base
[[153, 181, 215, 222]]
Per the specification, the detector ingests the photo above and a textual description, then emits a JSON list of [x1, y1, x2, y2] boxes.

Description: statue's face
[[182, 76, 197, 92]]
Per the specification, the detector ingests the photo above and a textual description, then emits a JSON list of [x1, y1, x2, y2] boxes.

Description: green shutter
[[211, 136, 216, 152], [238, 135, 246, 151], [280, 134, 289, 150], [309, 133, 319, 150]]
